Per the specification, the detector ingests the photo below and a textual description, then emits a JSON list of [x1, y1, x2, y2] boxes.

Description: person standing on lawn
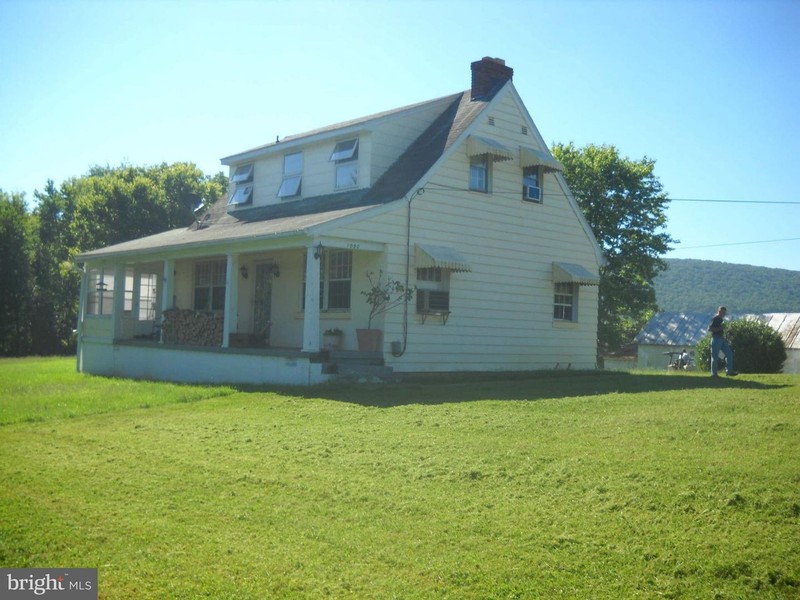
[[708, 306, 737, 377]]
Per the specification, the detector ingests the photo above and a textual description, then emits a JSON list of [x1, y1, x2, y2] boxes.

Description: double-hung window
[[466, 135, 513, 193], [523, 166, 541, 202], [302, 250, 352, 312], [331, 139, 359, 190], [228, 163, 254, 206], [194, 261, 227, 311], [278, 152, 303, 198], [469, 156, 489, 192], [87, 267, 115, 316], [553, 282, 577, 321], [138, 272, 158, 320]]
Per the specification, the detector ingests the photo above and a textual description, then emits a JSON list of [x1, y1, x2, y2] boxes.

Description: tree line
[[0, 164, 227, 356], [1, 144, 672, 358], [655, 259, 800, 313]]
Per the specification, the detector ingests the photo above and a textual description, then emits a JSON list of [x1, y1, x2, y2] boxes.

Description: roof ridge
[[221, 91, 467, 163]]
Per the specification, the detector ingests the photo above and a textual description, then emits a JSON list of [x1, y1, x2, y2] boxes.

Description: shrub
[[696, 319, 786, 373]]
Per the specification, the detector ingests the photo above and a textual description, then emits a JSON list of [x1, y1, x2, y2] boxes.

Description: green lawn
[[1, 358, 798, 599]]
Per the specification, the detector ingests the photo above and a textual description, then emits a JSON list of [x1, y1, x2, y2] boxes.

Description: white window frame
[[194, 261, 227, 312], [302, 250, 353, 312], [87, 267, 115, 316], [229, 163, 255, 206], [416, 268, 450, 315], [523, 166, 541, 203], [231, 163, 254, 184], [228, 185, 253, 206], [554, 282, 577, 321], [330, 139, 358, 162], [138, 272, 158, 321], [331, 139, 359, 190], [278, 152, 303, 198], [469, 156, 490, 192], [123, 268, 135, 313]]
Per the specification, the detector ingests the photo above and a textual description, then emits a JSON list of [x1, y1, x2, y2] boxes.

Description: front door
[[253, 263, 274, 344]]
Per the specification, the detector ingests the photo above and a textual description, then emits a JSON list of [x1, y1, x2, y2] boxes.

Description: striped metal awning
[[553, 262, 600, 286], [416, 244, 472, 272], [466, 135, 515, 162], [520, 145, 564, 172]]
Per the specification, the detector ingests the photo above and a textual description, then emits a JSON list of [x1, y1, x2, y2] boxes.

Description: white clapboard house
[[75, 57, 603, 384]]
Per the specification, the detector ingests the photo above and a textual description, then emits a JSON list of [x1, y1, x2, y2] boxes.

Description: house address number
[[347, 243, 361, 249]]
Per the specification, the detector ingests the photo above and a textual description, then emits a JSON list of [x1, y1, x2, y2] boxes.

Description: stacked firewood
[[162, 308, 223, 346]]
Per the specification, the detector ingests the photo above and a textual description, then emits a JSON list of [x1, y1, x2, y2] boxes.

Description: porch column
[[76, 265, 88, 372], [302, 245, 321, 352], [112, 264, 126, 341], [160, 259, 175, 343], [223, 254, 239, 348]]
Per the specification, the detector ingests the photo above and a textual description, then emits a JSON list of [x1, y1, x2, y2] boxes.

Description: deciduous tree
[[28, 163, 227, 353], [0, 190, 34, 355], [551, 143, 675, 353]]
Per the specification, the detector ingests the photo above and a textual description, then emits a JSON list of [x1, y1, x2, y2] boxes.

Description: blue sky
[[1, 0, 798, 271]]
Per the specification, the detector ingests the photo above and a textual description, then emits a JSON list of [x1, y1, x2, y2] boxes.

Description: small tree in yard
[[361, 271, 413, 329], [696, 319, 786, 373]]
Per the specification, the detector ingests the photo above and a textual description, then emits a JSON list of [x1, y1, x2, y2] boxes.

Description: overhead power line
[[672, 237, 800, 250], [422, 183, 799, 205], [669, 198, 800, 205]]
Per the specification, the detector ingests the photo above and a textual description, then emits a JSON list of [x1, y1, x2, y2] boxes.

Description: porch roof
[[76, 203, 378, 262]]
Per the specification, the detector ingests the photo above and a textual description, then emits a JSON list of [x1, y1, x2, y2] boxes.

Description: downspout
[[393, 187, 424, 357]]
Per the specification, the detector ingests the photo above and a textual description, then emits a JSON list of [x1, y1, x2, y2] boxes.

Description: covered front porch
[[76, 232, 398, 384]]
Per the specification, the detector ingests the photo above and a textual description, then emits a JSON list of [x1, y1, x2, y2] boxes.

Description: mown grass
[[0, 356, 236, 424], [1, 358, 799, 598]]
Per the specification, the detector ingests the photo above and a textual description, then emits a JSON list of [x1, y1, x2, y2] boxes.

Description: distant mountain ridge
[[654, 259, 800, 313]]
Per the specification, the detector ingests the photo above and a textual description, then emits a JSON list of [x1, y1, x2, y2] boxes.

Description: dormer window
[[231, 163, 254, 184], [330, 138, 359, 190], [277, 152, 303, 198], [228, 185, 253, 206], [229, 163, 254, 206], [330, 139, 358, 161]]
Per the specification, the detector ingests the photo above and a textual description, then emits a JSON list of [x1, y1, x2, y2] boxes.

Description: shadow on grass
[[239, 371, 792, 408]]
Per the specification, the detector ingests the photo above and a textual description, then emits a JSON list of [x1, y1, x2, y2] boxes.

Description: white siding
[[227, 135, 374, 210], [325, 88, 601, 372], [227, 95, 457, 211]]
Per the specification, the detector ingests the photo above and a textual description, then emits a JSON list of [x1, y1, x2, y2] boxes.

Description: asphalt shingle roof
[[77, 88, 493, 262]]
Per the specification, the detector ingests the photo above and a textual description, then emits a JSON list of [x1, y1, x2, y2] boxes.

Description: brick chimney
[[470, 57, 513, 100]]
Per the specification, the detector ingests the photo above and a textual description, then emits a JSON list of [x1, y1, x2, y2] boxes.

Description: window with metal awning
[[415, 244, 471, 325], [466, 135, 515, 162], [520, 146, 564, 172], [552, 262, 598, 323], [415, 244, 472, 273], [552, 262, 600, 286]]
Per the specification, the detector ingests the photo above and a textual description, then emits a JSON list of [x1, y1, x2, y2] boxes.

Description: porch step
[[334, 364, 396, 382], [329, 350, 384, 366], [325, 350, 396, 382]]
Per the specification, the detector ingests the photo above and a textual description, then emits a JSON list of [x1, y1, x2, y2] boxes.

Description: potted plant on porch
[[357, 271, 414, 352], [322, 327, 344, 350]]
